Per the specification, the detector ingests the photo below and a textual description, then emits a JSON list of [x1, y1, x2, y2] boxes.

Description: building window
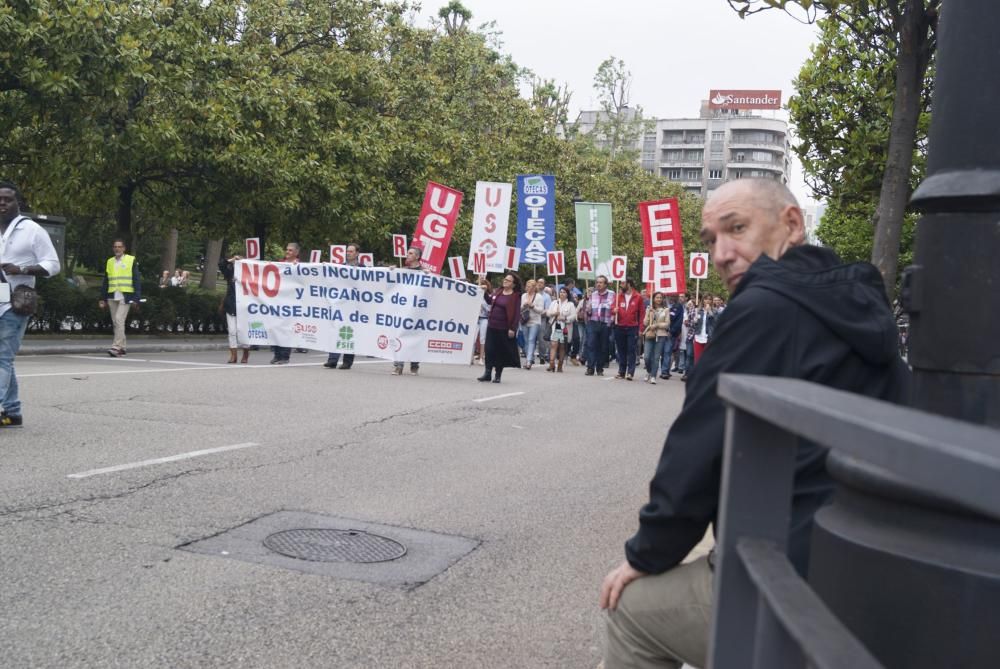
[[663, 132, 683, 144], [685, 150, 703, 161], [663, 169, 682, 180], [709, 170, 722, 180], [732, 170, 744, 179], [752, 151, 772, 163], [712, 131, 724, 141], [685, 132, 705, 144], [710, 150, 723, 160], [684, 169, 701, 180], [735, 152, 745, 162], [664, 150, 683, 161]]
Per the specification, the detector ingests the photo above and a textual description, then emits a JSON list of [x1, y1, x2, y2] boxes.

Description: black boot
[[492, 368, 502, 383], [477, 367, 493, 382]]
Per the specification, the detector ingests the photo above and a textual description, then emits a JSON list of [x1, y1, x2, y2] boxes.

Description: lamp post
[[808, 1, 1000, 666]]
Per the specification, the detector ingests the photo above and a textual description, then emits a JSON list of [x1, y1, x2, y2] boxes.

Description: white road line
[[67, 442, 260, 479], [473, 392, 525, 403]]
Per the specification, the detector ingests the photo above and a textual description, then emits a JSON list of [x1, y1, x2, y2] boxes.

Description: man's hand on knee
[[600, 561, 646, 611]]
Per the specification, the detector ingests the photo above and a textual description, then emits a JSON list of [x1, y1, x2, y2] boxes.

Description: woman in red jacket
[[477, 273, 522, 383]]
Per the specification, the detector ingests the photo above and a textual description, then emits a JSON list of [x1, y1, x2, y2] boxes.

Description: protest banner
[[448, 256, 466, 280], [639, 198, 686, 295], [413, 181, 463, 275], [392, 234, 408, 259], [468, 181, 512, 273], [330, 245, 346, 264], [235, 261, 480, 364], [245, 238, 260, 260], [573, 202, 613, 279], [516, 175, 556, 264]]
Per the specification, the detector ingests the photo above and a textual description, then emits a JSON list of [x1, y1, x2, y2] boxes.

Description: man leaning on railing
[[598, 178, 910, 669]]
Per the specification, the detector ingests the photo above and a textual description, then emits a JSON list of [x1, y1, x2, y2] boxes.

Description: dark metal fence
[[707, 374, 1000, 668]]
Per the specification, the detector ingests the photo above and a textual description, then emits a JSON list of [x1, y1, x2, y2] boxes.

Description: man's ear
[[782, 204, 807, 245]]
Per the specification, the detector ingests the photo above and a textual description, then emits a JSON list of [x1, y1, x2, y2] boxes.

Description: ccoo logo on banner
[[516, 175, 556, 265]]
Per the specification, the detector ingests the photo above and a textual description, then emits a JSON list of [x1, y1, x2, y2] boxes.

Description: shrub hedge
[[29, 277, 227, 335]]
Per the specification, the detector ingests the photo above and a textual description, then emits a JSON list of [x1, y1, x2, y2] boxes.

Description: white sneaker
[[644, 374, 650, 383], [650, 376, 657, 384]]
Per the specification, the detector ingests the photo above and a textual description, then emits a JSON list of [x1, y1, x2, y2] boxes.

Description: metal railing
[[708, 374, 1000, 668]]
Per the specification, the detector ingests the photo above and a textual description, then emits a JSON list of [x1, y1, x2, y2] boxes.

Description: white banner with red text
[[234, 261, 480, 364]]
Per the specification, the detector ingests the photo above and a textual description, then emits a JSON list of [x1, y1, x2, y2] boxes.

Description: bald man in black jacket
[[599, 179, 910, 669]]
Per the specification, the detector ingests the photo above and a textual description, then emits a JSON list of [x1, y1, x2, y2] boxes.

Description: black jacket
[[624, 245, 910, 576]]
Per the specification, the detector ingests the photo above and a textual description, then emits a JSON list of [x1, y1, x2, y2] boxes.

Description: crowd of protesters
[[474, 272, 727, 385]]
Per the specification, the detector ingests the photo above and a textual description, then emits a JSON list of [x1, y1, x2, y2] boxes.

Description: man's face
[[596, 277, 607, 291], [700, 182, 804, 293], [284, 245, 299, 262], [405, 248, 421, 265], [345, 245, 358, 262], [113, 241, 126, 258], [679, 293, 687, 303], [0, 188, 19, 224], [537, 279, 546, 291]]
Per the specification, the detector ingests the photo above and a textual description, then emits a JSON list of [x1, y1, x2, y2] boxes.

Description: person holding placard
[[641, 292, 670, 384], [585, 277, 614, 377], [270, 242, 300, 364], [393, 245, 425, 376], [325, 242, 366, 370], [545, 287, 576, 372], [612, 278, 645, 381], [477, 273, 521, 383]]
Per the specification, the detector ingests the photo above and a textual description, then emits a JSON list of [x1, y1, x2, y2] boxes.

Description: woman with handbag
[[642, 292, 671, 384], [519, 279, 545, 369], [478, 273, 522, 383], [545, 287, 576, 372]]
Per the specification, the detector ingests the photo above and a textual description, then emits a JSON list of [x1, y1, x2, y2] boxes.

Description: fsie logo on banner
[[516, 175, 556, 265]]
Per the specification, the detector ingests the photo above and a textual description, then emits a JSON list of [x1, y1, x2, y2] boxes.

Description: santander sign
[[708, 89, 782, 110]]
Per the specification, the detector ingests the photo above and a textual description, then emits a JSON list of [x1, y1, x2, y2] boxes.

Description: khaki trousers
[[604, 557, 713, 669], [107, 299, 132, 351]]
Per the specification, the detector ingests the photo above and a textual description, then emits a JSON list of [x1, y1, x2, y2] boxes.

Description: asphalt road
[[1, 349, 690, 668]]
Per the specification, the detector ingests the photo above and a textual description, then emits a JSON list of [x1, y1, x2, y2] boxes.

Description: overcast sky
[[416, 0, 822, 203]]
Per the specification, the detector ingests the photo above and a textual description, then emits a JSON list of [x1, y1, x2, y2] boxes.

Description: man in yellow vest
[[99, 239, 141, 357]]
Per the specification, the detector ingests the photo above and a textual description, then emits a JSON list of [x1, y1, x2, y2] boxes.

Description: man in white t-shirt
[[0, 181, 61, 428]]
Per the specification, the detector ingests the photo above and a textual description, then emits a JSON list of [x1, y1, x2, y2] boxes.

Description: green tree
[[729, 0, 939, 299], [588, 56, 651, 161]]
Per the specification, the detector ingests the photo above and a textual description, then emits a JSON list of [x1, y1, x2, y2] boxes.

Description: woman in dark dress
[[477, 273, 522, 383]]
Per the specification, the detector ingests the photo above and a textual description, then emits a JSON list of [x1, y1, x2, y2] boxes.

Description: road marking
[[473, 392, 525, 403], [67, 442, 260, 479]]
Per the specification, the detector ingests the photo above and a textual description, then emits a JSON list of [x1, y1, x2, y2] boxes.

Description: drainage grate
[[263, 528, 407, 563]]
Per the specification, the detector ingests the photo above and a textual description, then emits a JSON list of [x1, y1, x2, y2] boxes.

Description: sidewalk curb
[[19, 341, 230, 356]]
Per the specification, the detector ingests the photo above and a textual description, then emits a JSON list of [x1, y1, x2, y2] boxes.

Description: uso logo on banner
[[413, 181, 463, 275], [516, 175, 556, 264]]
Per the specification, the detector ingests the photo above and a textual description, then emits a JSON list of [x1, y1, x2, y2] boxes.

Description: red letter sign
[[329, 245, 346, 264], [576, 248, 593, 278], [245, 238, 260, 260], [309, 250, 322, 263], [448, 256, 466, 280], [413, 181, 463, 274], [689, 252, 709, 279], [610, 256, 627, 282], [473, 252, 487, 276], [505, 246, 521, 271], [639, 198, 686, 295], [546, 251, 565, 277], [392, 234, 407, 259]]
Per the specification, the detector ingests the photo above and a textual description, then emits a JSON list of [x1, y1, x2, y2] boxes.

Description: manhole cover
[[263, 529, 407, 563]]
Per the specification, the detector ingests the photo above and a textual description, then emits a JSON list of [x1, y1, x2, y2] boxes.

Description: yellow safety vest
[[106, 255, 136, 294]]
